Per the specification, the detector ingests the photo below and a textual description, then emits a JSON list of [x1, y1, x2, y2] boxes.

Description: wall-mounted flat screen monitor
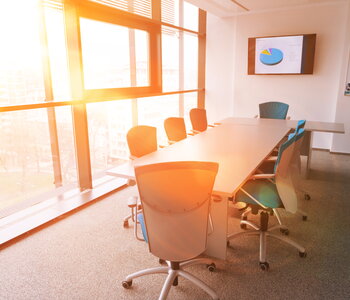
[[248, 34, 316, 75]]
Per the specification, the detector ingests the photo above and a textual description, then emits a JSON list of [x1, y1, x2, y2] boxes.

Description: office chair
[[123, 126, 158, 232], [271, 126, 309, 234], [256, 101, 290, 119], [227, 132, 306, 271], [122, 161, 219, 300], [263, 120, 310, 228], [164, 117, 189, 144], [189, 108, 220, 133]]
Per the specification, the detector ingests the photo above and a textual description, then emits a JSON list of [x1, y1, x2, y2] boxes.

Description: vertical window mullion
[[197, 9, 206, 109], [38, 1, 63, 187], [179, 0, 184, 117], [64, 1, 93, 191], [128, 1, 138, 126]]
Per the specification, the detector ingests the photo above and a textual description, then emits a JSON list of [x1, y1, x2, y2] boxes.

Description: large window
[[0, 0, 206, 218], [65, 0, 162, 100]]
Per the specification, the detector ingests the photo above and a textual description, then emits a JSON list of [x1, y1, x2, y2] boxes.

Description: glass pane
[[55, 106, 77, 186], [184, 1, 199, 32], [138, 95, 179, 145], [183, 92, 198, 130], [87, 100, 132, 178], [80, 18, 130, 89], [80, 18, 150, 89], [0, 110, 51, 212], [44, 6, 70, 100], [162, 26, 180, 92], [0, 0, 45, 105], [161, 0, 179, 27], [135, 29, 149, 87], [184, 33, 198, 90]]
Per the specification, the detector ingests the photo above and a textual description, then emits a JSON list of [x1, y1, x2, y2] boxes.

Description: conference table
[[107, 117, 344, 260], [220, 117, 345, 177], [107, 120, 293, 260]]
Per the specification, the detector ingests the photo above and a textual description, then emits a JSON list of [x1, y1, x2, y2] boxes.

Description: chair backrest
[[296, 119, 306, 131], [164, 117, 187, 143], [135, 161, 219, 262], [190, 108, 208, 132], [126, 125, 157, 158], [259, 101, 289, 119], [288, 120, 306, 140], [290, 128, 306, 183], [274, 134, 298, 213]]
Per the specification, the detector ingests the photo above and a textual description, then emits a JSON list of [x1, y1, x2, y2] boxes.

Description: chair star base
[[227, 211, 306, 270], [122, 258, 219, 300]]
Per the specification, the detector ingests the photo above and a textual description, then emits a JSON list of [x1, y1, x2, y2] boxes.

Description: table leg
[[204, 196, 228, 260], [300, 131, 313, 179]]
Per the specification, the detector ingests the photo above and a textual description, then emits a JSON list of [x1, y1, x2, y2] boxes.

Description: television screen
[[248, 34, 316, 75]]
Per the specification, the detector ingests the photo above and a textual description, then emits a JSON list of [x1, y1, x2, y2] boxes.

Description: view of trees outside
[[0, 1, 54, 213], [0, 0, 199, 215]]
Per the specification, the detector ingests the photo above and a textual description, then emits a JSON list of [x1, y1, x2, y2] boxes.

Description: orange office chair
[[164, 117, 189, 144], [122, 161, 219, 300], [189, 108, 220, 133], [123, 126, 157, 233]]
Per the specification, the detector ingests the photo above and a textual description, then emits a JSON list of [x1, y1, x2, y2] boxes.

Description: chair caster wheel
[[299, 252, 307, 258], [123, 220, 129, 228], [259, 262, 269, 271], [304, 194, 311, 200], [122, 280, 132, 289], [159, 258, 166, 265], [280, 228, 289, 235], [302, 215, 307, 221], [207, 263, 216, 272]]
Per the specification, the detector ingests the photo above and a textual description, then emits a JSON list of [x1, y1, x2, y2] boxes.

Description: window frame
[[64, 0, 162, 101]]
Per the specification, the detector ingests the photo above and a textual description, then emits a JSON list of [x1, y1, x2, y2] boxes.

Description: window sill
[[0, 176, 127, 248]]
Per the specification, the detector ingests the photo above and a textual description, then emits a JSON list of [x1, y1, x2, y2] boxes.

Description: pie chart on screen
[[259, 48, 283, 65]]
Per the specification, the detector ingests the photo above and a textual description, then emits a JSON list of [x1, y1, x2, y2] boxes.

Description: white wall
[[332, 1, 350, 153], [205, 1, 350, 152], [205, 14, 235, 124]]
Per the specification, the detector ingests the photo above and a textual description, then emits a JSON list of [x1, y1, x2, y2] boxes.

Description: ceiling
[[187, 0, 348, 17]]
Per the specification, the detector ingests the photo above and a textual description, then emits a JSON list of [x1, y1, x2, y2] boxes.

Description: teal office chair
[[227, 133, 306, 271], [189, 108, 220, 133], [122, 161, 219, 300], [252, 122, 309, 236], [258, 101, 290, 119], [123, 126, 158, 233], [164, 117, 189, 144]]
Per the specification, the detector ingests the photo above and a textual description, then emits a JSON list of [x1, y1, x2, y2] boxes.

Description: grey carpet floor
[[1, 150, 349, 300]]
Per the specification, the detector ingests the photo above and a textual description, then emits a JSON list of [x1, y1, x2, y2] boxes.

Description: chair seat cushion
[[236, 179, 283, 208]]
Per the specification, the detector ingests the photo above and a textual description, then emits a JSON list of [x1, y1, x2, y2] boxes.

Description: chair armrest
[[251, 173, 275, 180]]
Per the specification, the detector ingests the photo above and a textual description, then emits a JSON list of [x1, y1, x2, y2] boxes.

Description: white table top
[[107, 123, 290, 197], [221, 117, 345, 134]]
